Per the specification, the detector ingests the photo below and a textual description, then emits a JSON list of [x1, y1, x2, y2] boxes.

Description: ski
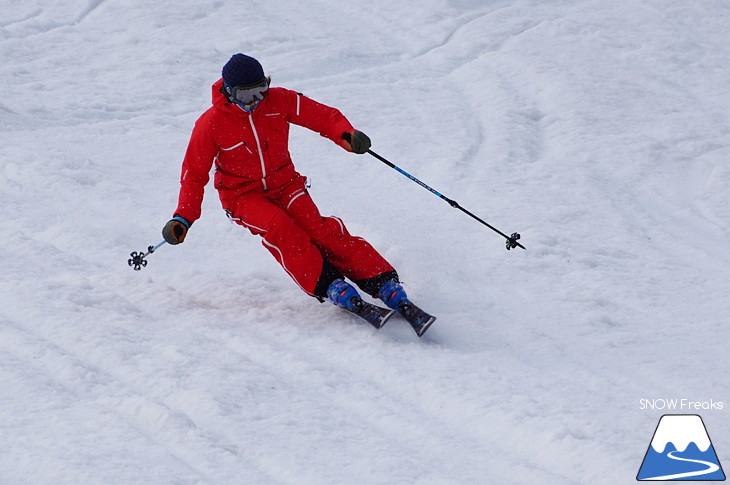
[[333, 292, 436, 337], [341, 298, 396, 329], [397, 302, 437, 337]]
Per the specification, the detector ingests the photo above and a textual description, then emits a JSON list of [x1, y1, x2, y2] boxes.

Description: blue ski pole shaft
[[147, 240, 167, 254], [366, 148, 525, 250]]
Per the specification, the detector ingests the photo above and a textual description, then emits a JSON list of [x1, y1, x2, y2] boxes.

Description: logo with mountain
[[637, 414, 725, 481]]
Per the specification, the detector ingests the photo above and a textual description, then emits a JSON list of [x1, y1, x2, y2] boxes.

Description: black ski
[[340, 298, 396, 329], [397, 302, 437, 337], [337, 297, 436, 337]]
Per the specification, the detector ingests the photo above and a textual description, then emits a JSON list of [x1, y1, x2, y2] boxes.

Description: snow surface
[[2, 1, 729, 484]]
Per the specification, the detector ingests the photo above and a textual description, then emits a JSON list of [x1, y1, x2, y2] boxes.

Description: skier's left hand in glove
[[162, 216, 190, 245], [343, 130, 371, 154]]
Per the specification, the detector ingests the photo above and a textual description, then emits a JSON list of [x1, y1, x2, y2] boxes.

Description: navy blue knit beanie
[[222, 54, 265, 86]]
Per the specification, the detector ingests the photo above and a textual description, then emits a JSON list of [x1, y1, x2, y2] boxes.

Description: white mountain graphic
[[650, 415, 712, 453]]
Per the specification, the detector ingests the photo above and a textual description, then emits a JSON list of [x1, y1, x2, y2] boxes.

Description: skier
[[162, 53, 434, 334]]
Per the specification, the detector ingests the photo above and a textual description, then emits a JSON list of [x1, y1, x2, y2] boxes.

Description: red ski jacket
[[174, 79, 355, 223]]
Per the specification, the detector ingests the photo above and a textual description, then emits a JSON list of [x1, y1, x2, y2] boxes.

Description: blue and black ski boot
[[328, 279, 395, 329]]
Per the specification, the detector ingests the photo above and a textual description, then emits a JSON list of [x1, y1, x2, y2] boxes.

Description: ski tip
[[415, 316, 437, 337]]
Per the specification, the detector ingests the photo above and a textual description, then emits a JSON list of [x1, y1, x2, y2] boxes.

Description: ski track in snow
[[2, 1, 730, 484]]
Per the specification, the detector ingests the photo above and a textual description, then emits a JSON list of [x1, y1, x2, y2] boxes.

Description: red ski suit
[[174, 79, 396, 298]]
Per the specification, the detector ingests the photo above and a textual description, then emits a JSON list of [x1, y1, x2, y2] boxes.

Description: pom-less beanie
[[222, 54, 265, 86]]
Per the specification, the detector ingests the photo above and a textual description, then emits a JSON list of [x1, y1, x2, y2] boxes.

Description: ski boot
[[328, 279, 394, 329]]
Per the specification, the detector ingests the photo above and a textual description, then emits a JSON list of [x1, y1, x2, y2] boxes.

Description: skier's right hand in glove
[[342, 130, 371, 154], [162, 216, 190, 245]]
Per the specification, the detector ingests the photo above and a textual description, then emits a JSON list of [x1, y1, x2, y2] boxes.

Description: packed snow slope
[[2, 1, 729, 484]]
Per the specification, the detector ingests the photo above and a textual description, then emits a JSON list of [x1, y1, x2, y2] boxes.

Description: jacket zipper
[[248, 114, 268, 191]]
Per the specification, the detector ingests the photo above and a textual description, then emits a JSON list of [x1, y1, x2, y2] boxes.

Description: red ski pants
[[223, 178, 395, 298]]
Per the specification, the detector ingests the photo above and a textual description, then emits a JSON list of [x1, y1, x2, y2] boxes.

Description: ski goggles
[[225, 77, 271, 105]]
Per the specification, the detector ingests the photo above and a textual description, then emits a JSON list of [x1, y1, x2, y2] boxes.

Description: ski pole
[[345, 134, 525, 250], [128, 240, 167, 270]]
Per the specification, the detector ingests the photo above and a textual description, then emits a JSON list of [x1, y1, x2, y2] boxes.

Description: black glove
[[162, 216, 190, 245], [343, 130, 371, 154]]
